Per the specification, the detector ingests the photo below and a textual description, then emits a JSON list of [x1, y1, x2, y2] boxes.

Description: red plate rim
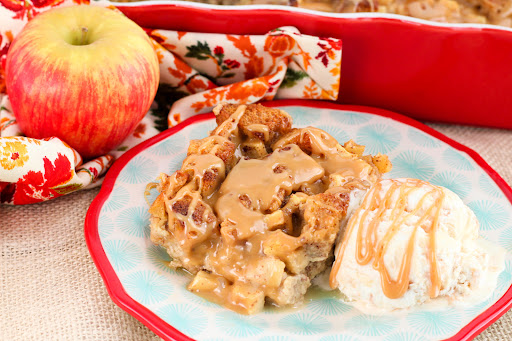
[[85, 99, 512, 341]]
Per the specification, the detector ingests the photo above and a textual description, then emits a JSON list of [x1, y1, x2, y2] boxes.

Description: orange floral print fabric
[[149, 26, 342, 126], [0, 1, 342, 204]]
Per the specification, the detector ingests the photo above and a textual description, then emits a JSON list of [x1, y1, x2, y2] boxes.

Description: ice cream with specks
[[329, 178, 505, 314]]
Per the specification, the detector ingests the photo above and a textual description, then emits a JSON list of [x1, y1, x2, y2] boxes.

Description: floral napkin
[[0, 0, 342, 205]]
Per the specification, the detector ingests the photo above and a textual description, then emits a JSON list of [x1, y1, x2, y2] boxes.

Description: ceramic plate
[[85, 100, 512, 341]]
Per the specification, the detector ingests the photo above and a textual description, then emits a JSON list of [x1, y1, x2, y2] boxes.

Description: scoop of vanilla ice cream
[[333, 178, 505, 314]]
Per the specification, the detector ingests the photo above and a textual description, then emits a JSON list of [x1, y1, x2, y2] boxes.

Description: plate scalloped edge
[[85, 99, 512, 341]]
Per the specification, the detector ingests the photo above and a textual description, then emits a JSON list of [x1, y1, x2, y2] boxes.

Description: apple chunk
[[5, 5, 160, 159]]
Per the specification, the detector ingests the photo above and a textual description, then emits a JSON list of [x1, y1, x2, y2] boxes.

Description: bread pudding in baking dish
[[124, 0, 512, 27]]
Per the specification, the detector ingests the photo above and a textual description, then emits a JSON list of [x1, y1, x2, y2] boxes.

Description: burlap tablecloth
[[2, 122, 512, 341]]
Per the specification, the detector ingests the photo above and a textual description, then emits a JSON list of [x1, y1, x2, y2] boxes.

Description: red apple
[[5, 5, 159, 159]]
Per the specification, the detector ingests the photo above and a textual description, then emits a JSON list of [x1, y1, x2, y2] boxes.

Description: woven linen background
[[2, 123, 512, 341]]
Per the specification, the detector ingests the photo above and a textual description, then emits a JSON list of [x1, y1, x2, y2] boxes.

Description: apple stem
[[81, 27, 88, 45]]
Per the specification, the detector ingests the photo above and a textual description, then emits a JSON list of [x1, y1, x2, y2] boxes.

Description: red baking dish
[[116, 2, 512, 130]]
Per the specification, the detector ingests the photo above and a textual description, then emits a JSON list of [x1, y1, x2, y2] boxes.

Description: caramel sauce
[[273, 127, 372, 178], [245, 124, 270, 141], [163, 187, 217, 271], [329, 179, 445, 299], [183, 153, 226, 199], [154, 106, 388, 314], [163, 142, 331, 312], [215, 144, 325, 241]]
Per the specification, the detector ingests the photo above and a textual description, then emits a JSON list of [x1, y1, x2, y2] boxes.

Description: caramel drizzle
[[211, 105, 246, 150], [215, 144, 325, 241], [273, 127, 373, 181], [245, 124, 270, 141], [164, 186, 215, 250], [182, 153, 226, 199], [428, 194, 444, 298], [195, 135, 231, 155], [329, 179, 445, 299]]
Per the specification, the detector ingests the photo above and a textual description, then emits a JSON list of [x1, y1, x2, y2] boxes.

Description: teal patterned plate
[[85, 100, 512, 341]]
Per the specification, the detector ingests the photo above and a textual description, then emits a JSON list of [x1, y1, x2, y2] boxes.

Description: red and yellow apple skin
[[5, 5, 160, 159]]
